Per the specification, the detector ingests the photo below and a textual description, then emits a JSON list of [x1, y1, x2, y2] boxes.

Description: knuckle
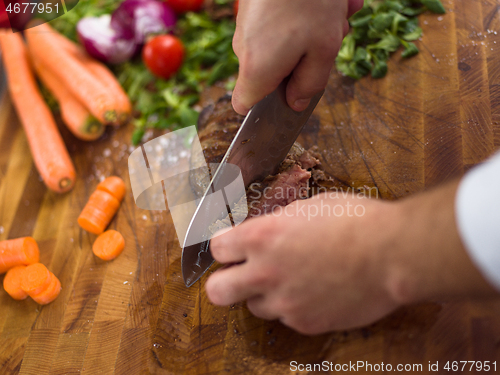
[[315, 42, 338, 62], [245, 221, 277, 250], [247, 268, 270, 289]]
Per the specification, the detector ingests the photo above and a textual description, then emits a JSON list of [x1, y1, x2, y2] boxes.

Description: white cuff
[[455, 151, 500, 291]]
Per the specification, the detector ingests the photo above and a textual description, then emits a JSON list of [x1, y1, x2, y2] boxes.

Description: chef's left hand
[[206, 193, 401, 334], [206, 182, 497, 335]]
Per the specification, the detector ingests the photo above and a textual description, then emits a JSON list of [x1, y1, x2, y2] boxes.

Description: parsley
[[336, 0, 446, 79]]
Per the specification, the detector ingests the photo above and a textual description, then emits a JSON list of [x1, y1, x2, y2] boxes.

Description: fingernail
[[293, 98, 310, 112]]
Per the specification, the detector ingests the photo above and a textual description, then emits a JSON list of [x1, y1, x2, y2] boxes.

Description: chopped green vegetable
[[401, 40, 419, 58], [422, 0, 446, 14], [336, 0, 445, 80], [46, 0, 238, 144]]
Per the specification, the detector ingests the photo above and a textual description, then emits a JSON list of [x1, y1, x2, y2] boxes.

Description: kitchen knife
[[181, 80, 324, 287]]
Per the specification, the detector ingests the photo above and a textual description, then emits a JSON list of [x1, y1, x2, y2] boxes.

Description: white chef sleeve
[[455, 151, 500, 290]]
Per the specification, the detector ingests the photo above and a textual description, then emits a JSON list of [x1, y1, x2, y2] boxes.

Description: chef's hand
[[206, 181, 496, 334], [231, 0, 363, 115]]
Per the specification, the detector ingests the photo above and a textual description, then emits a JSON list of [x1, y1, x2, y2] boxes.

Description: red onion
[[1, 0, 33, 31], [77, 15, 137, 65], [111, 0, 176, 45]]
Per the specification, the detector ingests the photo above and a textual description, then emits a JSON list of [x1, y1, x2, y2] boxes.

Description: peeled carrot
[[24, 24, 118, 124], [30, 271, 61, 305], [30, 57, 105, 141], [0, 237, 40, 274], [3, 266, 28, 300], [0, 31, 76, 193], [21, 263, 52, 296], [50, 33, 132, 125], [78, 190, 121, 235], [93, 230, 125, 261], [97, 176, 126, 202]]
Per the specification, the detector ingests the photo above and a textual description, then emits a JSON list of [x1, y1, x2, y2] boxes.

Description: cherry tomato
[[142, 35, 185, 80], [233, 0, 239, 17], [164, 0, 204, 14]]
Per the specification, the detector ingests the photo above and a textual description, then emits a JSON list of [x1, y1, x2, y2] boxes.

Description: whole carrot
[[3, 266, 29, 300], [30, 57, 105, 141], [0, 31, 76, 193], [51, 33, 132, 126], [25, 24, 118, 124], [0, 237, 40, 274]]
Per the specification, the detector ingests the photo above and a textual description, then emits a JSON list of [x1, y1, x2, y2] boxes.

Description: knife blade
[[181, 80, 324, 287]]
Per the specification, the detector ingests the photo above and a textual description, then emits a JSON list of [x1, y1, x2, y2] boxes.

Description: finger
[[232, 43, 304, 115], [210, 227, 247, 264], [232, 65, 290, 116], [343, 19, 350, 38], [205, 264, 262, 306], [247, 295, 281, 320], [347, 0, 364, 18], [285, 43, 340, 112]]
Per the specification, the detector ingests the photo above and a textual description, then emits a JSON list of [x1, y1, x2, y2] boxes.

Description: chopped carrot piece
[[31, 272, 61, 305], [21, 263, 52, 296], [0, 237, 40, 274], [78, 190, 121, 235], [3, 265, 28, 300], [92, 230, 125, 261], [97, 176, 126, 202]]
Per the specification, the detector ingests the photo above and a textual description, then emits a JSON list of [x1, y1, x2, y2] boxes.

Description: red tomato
[[233, 0, 239, 17], [164, 0, 204, 14], [142, 35, 185, 80]]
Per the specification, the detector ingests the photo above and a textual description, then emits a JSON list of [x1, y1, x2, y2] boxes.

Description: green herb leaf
[[371, 60, 388, 78], [402, 26, 423, 41], [369, 33, 401, 52], [400, 7, 425, 16], [401, 41, 419, 58], [421, 0, 446, 14]]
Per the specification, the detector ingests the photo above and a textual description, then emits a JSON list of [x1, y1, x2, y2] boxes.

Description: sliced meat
[[190, 94, 328, 233], [189, 95, 245, 198]]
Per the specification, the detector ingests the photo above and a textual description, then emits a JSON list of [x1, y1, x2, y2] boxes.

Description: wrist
[[383, 180, 497, 306]]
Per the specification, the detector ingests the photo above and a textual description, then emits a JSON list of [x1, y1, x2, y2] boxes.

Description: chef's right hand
[[231, 0, 363, 115]]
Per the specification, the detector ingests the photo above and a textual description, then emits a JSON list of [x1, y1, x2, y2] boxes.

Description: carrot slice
[[3, 265, 28, 300], [21, 263, 52, 296], [30, 57, 105, 141], [0, 31, 76, 193], [24, 24, 118, 124], [97, 176, 126, 202], [31, 272, 61, 305], [78, 190, 121, 235], [50, 33, 132, 125], [0, 237, 40, 274], [93, 230, 125, 261]]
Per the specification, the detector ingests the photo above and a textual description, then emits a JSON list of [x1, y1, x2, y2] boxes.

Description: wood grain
[[1, 0, 500, 373]]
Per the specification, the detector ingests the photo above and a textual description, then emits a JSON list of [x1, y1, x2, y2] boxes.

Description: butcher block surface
[[1, 0, 500, 373]]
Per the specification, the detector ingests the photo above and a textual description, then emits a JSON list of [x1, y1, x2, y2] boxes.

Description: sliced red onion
[[77, 15, 137, 65], [111, 0, 176, 45]]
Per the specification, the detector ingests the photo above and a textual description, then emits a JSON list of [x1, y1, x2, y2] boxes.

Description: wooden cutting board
[[1, 0, 500, 373]]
